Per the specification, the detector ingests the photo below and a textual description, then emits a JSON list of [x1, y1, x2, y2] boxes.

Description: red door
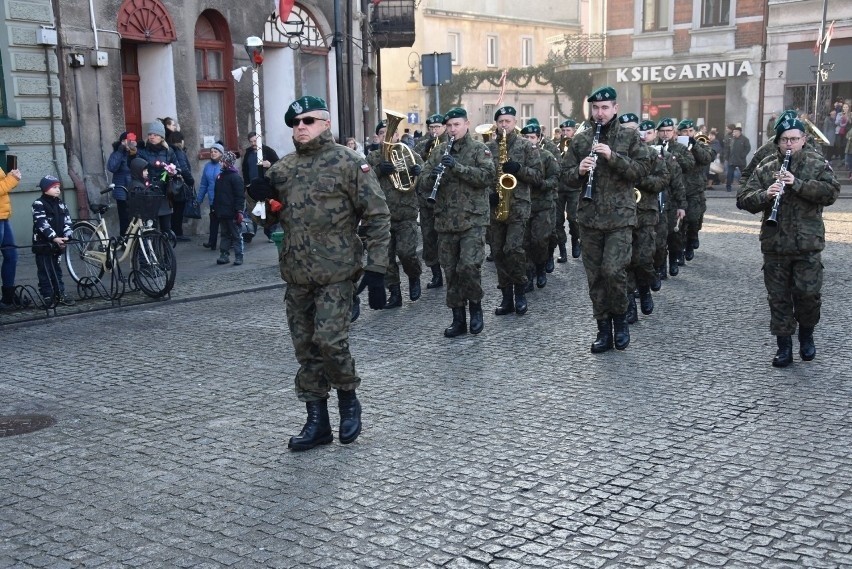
[[121, 42, 142, 137]]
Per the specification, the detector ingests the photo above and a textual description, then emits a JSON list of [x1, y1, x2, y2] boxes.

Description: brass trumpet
[[382, 110, 419, 191]]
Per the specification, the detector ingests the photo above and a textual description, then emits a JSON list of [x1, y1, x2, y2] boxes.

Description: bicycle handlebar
[[101, 184, 128, 195]]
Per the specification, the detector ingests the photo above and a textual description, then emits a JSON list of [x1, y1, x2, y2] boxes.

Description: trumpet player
[[367, 119, 424, 308], [414, 114, 449, 290], [737, 118, 839, 368], [555, 119, 582, 262], [420, 107, 496, 337], [562, 87, 651, 353], [487, 106, 543, 317], [652, 118, 692, 277], [676, 119, 716, 263]]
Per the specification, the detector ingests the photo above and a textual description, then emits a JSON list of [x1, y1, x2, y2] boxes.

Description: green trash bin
[[271, 231, 284, 254]]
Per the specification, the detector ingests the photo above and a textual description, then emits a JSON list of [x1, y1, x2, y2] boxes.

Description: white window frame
[[550, 103, 559, 135], [448, 32, 461, 65], [520, 103, 534, 126], [486, 35, 498, 68], [521, 37, 534, 68], [483, 104, 495, 124]]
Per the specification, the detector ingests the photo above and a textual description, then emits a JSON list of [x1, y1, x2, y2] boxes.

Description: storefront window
[[642, 0, 668, 32], [702, 0, 730, 27]]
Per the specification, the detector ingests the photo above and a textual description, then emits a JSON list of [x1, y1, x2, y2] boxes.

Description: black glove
[[688, 137, 697, 148], [379, 161, 396, 176], [248, 177, 276, 201], [408, 164, 422, 177], [488, 192, 499, 206], [502, 160, 521, 174], [440, 154, 456, 169], [357, 270, 386, 310]]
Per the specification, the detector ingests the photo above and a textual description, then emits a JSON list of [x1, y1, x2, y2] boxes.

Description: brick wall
[[737, 0, 766, 18], [674, 0, 693, 25], [736, 22, 764, 48], [607, 35, 632, 59], [674, 29, 690, 53], [609, 0, 634, 29]]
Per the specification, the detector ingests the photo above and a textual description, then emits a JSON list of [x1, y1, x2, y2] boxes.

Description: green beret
[[618, 113, 639, 125], [375, 120, 388, 135], [774, 118, 806, 144], [443, 107, 467, 122], [526, 118, 540, 126], [520, 124, 541, 136], [638, 120, 656, 132], [677, 119, 694, 130], [426, 114, 445, 126], [559, 119, 577, 128], [774, 110, 798, 129], [494, 106, 517, 120], [586, 86, 617, 103], [284, 96, 328, 128], [656, 118, 675, 129]]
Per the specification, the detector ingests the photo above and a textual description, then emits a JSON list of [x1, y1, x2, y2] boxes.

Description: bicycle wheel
[[65, 221, 106, 285], [132, 229, 176, 298]]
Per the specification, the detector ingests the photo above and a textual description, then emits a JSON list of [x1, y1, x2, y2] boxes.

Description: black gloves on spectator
[[379, 161, 396, 176], [357, 270, 386, 310], [408, 164, 422, 177], [501, 161, 521, 174], [248, 177, 276, 201], [440, 154, 456, 169]]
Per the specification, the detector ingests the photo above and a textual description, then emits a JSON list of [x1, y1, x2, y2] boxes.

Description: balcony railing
[[552, 33, 607, 64]]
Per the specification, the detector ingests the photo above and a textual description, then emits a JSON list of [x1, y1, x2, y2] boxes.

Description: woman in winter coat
[[137, 121, 177, 234], [106, 131, 136, 235], [196, 143, 224, 250], [212, 151, 245, 265]]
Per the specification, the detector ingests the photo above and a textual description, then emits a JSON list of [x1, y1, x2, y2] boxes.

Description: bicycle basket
[[127, 188, 163, 221]]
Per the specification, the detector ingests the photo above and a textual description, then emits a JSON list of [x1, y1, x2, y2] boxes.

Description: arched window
[[264, 5, 330, 102], [195, 11, 236, 149]]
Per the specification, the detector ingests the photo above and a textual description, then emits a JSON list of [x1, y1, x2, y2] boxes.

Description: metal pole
[[252, 66, 263, 165], [333, 0, 346, 136], [433, 52, 440, 115], [814, 0, 828, 121]]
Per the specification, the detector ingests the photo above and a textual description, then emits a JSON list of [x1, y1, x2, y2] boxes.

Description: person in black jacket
[[167, 131, 196, 241], [242, 131, 280, 241], [31, 176, 75, 305], [213, 151, 246, 265], [137, 121, 176, 235]]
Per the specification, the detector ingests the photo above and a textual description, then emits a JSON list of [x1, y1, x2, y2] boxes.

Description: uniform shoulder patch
[[361, 163, 371, 173]]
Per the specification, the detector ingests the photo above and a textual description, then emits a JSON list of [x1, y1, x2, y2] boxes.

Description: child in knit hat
[[31, 175, 75, 306]]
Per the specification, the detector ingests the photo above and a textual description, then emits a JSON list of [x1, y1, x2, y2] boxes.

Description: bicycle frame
[[81, 214, 151, 270]]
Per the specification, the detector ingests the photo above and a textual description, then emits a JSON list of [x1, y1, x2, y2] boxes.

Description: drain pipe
[[43, 45, 62, 179]]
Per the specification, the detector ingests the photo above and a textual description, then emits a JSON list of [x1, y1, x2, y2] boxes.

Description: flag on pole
[[278, 0, 295, 21], [495, 70, 509, 107], [824, 20, 835, 53]]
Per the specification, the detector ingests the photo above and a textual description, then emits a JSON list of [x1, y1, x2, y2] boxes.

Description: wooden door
[[121, 42, 142, 137]]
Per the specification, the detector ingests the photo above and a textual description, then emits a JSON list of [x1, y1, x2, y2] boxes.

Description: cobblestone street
[[2, 196, 852, 568]]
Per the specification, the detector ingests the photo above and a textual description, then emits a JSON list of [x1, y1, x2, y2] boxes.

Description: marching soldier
[[562, 86, 651, 353], [737, 117, 839, 367], [741, 110, 812, 183], [520, 122, 559, 290], [652, 118, 693, 277], [414, 113, 448, 289], [421, 107, 496, 337], [555, 119, 582, 262], [487, 106, 543, 316], [367, 120, 424, 308], [677, 119, 715, 262], [526, 118, 560, 158]]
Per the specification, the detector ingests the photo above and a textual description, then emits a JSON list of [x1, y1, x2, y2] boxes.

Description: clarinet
[[765, 149, 792, 226], [427, 136, 455, 204], [582, 123, 602, 201]]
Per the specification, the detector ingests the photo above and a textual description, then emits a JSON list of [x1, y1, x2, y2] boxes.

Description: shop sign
[[616, 61, 754, 83]]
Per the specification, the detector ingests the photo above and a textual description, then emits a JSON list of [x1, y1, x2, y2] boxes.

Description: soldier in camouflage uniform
[[741, 110, 817, 183], [367, 120, 424, 308], [737, 118, 839, 368], [249, 96, 391, 452], [421, 107, 496, 337], [677, 118, 716, 262], [563, 86, 651, 353], [554, 119, 582, 262], [652, 118, 692, 277], [526, 118, 560, 159], [525, 118, 560, 273], [487, 106, 543, 317], [520, 123, 559, 290], [413, 114, 447, 289]]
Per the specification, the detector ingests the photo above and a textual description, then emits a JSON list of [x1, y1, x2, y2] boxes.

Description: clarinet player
[[737, 117, 839, 368]]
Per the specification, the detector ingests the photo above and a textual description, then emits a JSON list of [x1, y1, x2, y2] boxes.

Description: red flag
[[279, 0, 295, 21], [372, 0, 383, 5], [824, 20, 835, 53], [495, 70, 508, 107]]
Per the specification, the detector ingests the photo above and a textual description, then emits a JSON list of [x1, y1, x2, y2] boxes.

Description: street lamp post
[[245, 36, 265, 165]]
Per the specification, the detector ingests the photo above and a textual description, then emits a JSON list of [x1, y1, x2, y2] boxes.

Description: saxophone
[[495, 128, 517, 222]]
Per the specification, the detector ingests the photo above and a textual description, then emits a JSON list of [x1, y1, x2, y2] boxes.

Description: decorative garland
[[438, 53, 593, 121]]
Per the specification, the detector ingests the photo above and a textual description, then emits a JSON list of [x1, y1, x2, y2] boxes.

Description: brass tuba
[[475, 123, 495, 143], [801, 117, 831, 146], [495, 128, 517, 222], [382, 110, 419, 191]]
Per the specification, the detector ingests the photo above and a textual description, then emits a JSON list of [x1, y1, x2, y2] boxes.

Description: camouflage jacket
[[421, 132, 496, 233], [737, 149, 839, 255], [556, 138, 579, 197], [665, 153, 687, 212], [414, 134, 447, 204], [681, 139, 715, 196], [366, 148, 421, 222], [267, 129, 391, 285], [635, 150, 668, 225], [541, 137, 560, 159], [742, 138, 819, 183], [486, 131, 543, 222], [531, 147, 560, 212], [562, 119, 651, 230]]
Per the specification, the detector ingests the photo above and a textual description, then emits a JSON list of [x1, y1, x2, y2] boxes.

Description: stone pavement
[[2, 195, 852, 568]]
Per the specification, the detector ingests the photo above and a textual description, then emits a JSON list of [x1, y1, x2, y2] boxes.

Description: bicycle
[[64, 184, 177, 299]]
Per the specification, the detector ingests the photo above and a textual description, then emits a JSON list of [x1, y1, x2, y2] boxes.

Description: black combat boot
[[409, 276, 421, 301], [626, 294, 638, 324], [494, 287, 515, 315], [677, 251, 686, 266], [337, 389, 362, 444], [571, 238, 581, 258], [514, 284, 528, 316], [638, 285, 654, 315], [469, 301, 484, 334], [350, 293, 361, 323], [426, 264, 443, 289], [486, 245, 494, 262], [613, 313, 630, 350], [669, 252, 679, 276], [444, 307, 468, 337], [536, 264, 547, 288], [690, 236, 700, 250], [524, 269, 535, 293], [772, 335, 793, 368], [659, 264, 668, 281], [0, 286, 15, 310], [545, 246, 556, 273], [590, 319, 613, 353], [557, 243, 568, 263], [684, 245, 694, 261], [652, 267, 663, 289], [798, 327, 816, 361], [384, 284, 402, 309], [288, 399, 334, 451]]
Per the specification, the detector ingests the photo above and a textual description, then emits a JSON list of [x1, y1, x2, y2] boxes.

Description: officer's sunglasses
[[292, 116, 325, 126]]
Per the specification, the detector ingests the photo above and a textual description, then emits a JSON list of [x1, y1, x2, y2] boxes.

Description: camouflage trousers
[[285, 280, 360, 402], [492, 217, 529, 288], [525, 206, 555, 267], [628, 219, 657, 290], [763, 251, 823, 336], [386, 219, 422, 287], [553, 191, 580, 245], [418, 197, 439, 268], [683, 192, 706, 243], [653, 210, 669, 268], [579, 225, 632, 320], [438, 226, 486, 308]]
